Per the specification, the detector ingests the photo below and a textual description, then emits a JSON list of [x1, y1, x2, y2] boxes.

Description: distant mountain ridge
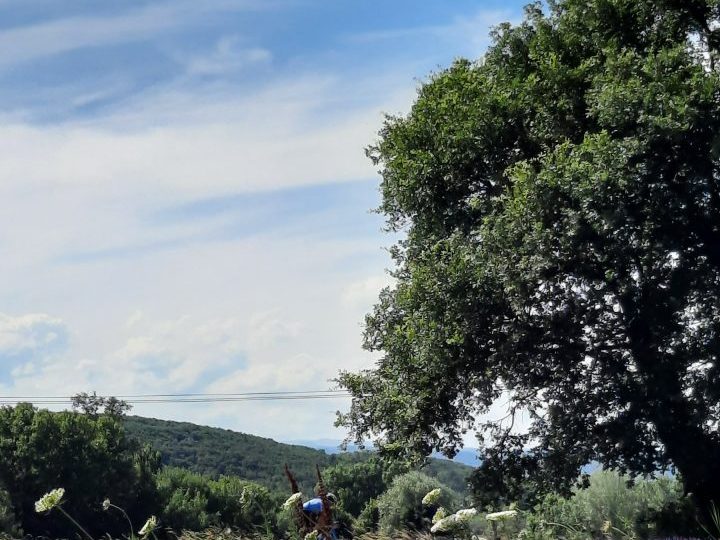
[[289, 438, 482, 467], [124, 416, 473, 495]]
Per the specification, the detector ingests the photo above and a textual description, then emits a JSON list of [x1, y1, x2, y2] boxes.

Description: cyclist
[[303, 493, 339, 540]]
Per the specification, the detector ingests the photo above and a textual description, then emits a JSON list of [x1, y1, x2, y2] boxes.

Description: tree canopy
[[0, 404, 158, 538], [338, 0, 720, 510]]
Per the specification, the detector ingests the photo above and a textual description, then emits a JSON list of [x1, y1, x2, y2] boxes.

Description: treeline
[[0, 404, 469, 538]]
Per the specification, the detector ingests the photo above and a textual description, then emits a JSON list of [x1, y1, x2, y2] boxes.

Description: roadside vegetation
[[0, 403, 716, 540]]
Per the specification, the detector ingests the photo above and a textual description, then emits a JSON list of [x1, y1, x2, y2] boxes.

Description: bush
[[324, 456, 392, 517], [355, 498, 380, 535], [522, 470, 697, 539], [156, 468, 214, 531], [156, 467, 280, 534], [376, 471, 461, 534], [0, 483, 17, 536], [209, 476, 278, 534]]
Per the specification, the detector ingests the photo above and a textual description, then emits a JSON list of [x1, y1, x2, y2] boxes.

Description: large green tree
[[0, 404, 158, 537], [338, 0, 720, 511]]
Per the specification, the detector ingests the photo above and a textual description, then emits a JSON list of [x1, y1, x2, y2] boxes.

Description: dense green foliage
[[322, 457, 390, 517], [354, 497, 380, 535], [376, 472, 461, 534], [0, 483, 17, 536], [523, 471, 700, 539], [0, 405, 473, 538], [155, 467, 279, 534], [0, 404, 159, 538], [0, 404, 710, 539], [124, 416, 472, 497], [338, 0, 720, 511], [321, 454, 472, 517], [124, 416, 332, 494]]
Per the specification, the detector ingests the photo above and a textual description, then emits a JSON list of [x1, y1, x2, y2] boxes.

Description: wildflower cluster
[[455, 509, 478, 522], [34, 488, 65, 513], [430, 508, 477, 534], [432, 507, 448, 524], [485, 510, 517, 522], [422, 488, 442, 506], [283, 492, 303, 510], [139, 515, 158, 536]]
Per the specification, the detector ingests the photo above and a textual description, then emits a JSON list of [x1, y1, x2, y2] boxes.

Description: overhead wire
[[0, 389, 353, 406]]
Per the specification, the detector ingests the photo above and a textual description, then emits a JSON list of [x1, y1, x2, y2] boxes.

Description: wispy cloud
[[0, 312, 67, 359], [0, 0, 527, 441], [346, 8, 514, 57], [185, 36, 272, 76], [0, 0, 276, 69], [0, 312, 68, 383]]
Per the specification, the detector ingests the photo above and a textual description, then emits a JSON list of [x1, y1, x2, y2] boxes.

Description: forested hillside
[[123, 416, 471, 494]]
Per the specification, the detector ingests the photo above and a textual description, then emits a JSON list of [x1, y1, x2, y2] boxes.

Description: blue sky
[[0, 0, 526, 442]]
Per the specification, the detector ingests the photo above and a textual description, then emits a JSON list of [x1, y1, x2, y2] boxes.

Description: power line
[[0, 390, 353, 406], [0, 389, 348, 399]]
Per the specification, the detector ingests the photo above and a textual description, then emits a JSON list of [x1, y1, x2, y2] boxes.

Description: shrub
[[376, 471, 461, 534], [355, 498, 380, 535], [209, 475, 278, 534], [522, 470, 697, 539], [324, 456, 392, 517], [156, 467, 280, 534], [0, 483, 17, 536]]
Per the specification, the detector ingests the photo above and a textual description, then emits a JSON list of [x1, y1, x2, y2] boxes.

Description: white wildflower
[[35, 488, 65, 513], [102, 498, 111, 511], [432, 507, 448, 524], [431, 515, 458, 534], [139, 516, 157, 536], [430, 515, 455, 534], [422, 488, 442, 506], [283, 492, 303, 510], [454, 508, 478, 522], [304, 531, 319, 540], [485, 509, 518, 522]]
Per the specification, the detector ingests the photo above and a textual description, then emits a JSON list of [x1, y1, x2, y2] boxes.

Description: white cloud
[[0, 312, 67, 358], [0, 0, 276, 69], [0, 76, 390, 200], [0, 1, 517, 443], [185, 36, 272, 76], [341, 274, 393, 310], [246, 310, 303, 350], [0, 66, 402, 437], [0, 295, 376, 439], [0, 69, 415, 283]]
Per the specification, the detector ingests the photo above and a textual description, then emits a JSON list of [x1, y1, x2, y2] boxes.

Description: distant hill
[[292, 439, 481, 467], [124, 416, 473, 494]]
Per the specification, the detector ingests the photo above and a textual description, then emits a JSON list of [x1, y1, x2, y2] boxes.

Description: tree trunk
[[625, 303, 720, 522], [655, 416, 720, 521]]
